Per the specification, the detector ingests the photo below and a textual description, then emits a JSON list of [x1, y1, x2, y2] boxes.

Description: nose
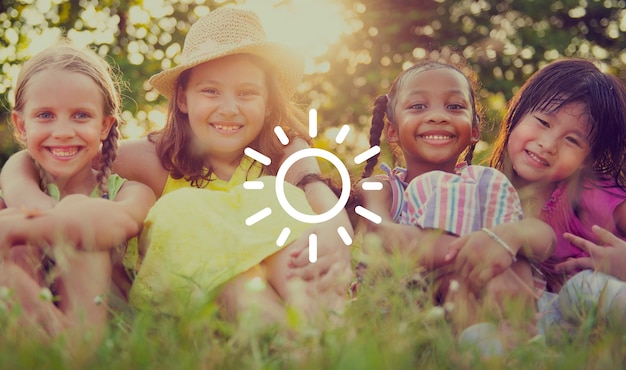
[[217, 93, 239, 117], [52, 121, 76, 139], [425, 106, 449, 124], [538, 133, 558, 154]]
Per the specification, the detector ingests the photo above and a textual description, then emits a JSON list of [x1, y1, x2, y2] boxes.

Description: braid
[[463, 142, 476, 164], [33, 160, 50, 193], [361, 95, 388, 179], [96, 121, 120, 199]]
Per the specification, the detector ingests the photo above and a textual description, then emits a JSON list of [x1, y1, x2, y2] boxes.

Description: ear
[[470, 125, 480, 143], [176, 87, 188, 113], [12, 111, 27, 141], [386, 123, 399, 143], [100, 116, 116, 141]]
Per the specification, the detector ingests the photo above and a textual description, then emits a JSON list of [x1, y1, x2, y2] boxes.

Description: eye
[[447, 103, 465, 110], [565, 136, 583, 147], [240, 89, 260, 97], [74, 112, 92, 120], [535, 116, 550, 128], [36, 111, 54, 120], [202, 87, 220, 95], [409, 103, 426, 110]]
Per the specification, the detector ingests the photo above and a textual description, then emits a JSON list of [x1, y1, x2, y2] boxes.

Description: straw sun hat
[[149, 7, 304, 99]]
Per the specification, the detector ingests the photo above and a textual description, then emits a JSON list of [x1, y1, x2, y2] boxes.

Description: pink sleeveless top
[[540, 180, 626, 291]]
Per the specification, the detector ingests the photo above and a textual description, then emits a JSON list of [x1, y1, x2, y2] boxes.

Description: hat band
[[183, 38, 259, 63]]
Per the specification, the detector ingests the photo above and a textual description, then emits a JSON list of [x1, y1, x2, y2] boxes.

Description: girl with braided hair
[[0, 41, 154, 352], [356, 53, 555, 355]]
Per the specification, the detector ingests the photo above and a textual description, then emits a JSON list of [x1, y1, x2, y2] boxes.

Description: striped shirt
[[377, 162, 523, 236], [372, 163, 545, 298]]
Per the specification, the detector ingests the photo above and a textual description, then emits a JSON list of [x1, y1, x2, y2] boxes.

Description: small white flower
[[0, 286, 11, 300], [424, 306, 446, 321], [443, 302, 455, 312], [39, 287, 53, 302], [245, 277, 266, 292], [94, 294, 104, 305], [449, 279, 460, 293]]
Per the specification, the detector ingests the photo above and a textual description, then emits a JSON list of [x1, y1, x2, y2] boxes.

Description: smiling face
[[12, 69, 114, 183], [387, 67, 478, 175], [507, 102, 592, 187], [176, 54, 268, 166]]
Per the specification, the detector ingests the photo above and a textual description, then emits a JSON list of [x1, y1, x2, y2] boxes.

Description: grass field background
[[1, 240, 625, 370]]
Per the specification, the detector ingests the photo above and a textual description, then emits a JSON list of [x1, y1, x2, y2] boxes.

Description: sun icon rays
[[243, 109, 383, 263]]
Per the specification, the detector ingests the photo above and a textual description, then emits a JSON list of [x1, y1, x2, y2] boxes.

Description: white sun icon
[[243, 109, 383, 263]]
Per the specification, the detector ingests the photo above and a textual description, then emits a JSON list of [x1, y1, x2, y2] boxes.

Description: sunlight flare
[[245, 207, 272, 226], [355, 206, 382, 224], [354, 146, 381, 164], [244, 147, 271, 166]]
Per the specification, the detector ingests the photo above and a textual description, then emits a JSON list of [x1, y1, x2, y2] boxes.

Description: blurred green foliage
[[1, 0, 625, 170]]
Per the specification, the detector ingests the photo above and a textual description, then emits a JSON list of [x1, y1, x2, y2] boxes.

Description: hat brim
[[149, 42, 304, 100]]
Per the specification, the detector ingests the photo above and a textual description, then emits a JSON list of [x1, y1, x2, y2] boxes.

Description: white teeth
[[527, 151, 548, 166], [50, 147, 78, 157], [421, 135, 452, 140], [214, 124, 241, 131]]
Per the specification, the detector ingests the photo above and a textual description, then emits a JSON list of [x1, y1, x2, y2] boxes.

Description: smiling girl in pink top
[[487, 58, 626, 333]]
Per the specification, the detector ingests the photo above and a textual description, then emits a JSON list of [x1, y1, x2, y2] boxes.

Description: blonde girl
[[0, 42, 154, 352]]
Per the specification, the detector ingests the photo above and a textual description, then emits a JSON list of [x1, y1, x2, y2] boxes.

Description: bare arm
[[0, 180, 155, 252], [279, 138, 353, 283], [0, 150, 57, 209], [447, 218, 556, 287], [357, 177, 458, 270], [113, 137, 169, 197], [0, 136, 167, 209]]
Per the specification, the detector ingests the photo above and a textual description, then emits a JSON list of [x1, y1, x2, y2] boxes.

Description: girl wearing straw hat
[[1, 7, 353, 326]]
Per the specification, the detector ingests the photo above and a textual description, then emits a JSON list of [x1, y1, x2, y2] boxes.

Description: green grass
[[1, 251, 625, 370]]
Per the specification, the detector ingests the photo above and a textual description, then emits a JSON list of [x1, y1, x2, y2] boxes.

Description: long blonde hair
[[12, 41, 123, 198]]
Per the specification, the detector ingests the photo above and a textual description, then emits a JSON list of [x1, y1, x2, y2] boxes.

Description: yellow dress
[[128, 157, 313, 316]]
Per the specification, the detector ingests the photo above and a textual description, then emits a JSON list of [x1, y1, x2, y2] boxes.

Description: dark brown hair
[[490, 58, 626, 189]]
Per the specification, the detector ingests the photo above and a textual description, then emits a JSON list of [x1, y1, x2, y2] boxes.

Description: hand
[[446, 229, 515, 290], [556, 225, 626, 281], [0, 195, 98, 251], [482, 263, 536, 308], [286, 220, 353, 297], [0, 207, 48, 250]]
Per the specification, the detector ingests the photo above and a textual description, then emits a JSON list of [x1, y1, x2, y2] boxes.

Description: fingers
[[591, 224, 622, 246], [288, 257, 322, 280], [462, 255, 512, 292], [286, 237, 307, 261], [470, 266, 497, 291], [444, 239, 461, 262], [313, 263, 353, 295], [288, 245, 312, 269], [555, 257, 594, 274], [563, 232, 599, 254]]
